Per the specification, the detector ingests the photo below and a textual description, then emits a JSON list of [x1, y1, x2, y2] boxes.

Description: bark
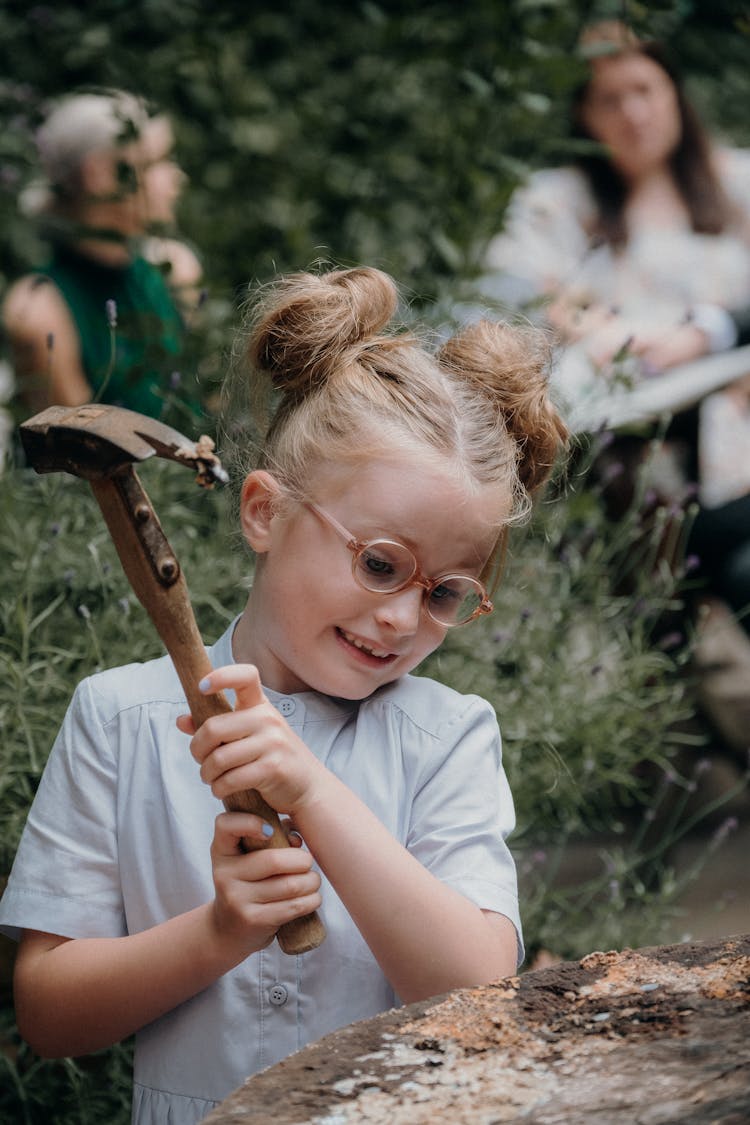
[[204, 933, 750, 1124]]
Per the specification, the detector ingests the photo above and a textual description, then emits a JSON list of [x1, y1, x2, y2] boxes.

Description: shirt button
[[269, 983, 288, 1006], [278, 698, 296, 717]]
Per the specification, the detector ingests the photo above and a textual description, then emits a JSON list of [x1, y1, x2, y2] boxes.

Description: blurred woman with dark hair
[[484, 20, 750, 420], [483, 20, 750, 747]]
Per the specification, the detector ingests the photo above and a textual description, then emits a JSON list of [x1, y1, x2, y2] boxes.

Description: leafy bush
[[0, 1, 747, 307]]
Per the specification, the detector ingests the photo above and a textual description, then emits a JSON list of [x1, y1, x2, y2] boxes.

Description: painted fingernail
[[262, 823, 274, 838], [199, 677, 211, 693]]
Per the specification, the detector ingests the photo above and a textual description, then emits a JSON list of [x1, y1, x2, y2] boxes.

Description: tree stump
[[203, 934, 749, 1124]]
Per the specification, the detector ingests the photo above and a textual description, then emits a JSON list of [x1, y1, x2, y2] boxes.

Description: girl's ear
[[239, 470, 280, 552]]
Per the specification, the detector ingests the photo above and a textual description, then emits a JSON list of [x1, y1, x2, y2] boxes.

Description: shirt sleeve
[[0, 676, 126, 942], [405, 695, 524, 964]]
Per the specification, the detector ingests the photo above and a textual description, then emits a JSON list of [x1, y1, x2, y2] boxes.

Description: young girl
[[0, 266, 566, 1124]]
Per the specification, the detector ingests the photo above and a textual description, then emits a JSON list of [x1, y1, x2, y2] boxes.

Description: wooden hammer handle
[[89, 473, 326, 955]]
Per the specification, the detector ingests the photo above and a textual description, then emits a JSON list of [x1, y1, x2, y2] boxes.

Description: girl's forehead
[[307, 454, 511, 531]]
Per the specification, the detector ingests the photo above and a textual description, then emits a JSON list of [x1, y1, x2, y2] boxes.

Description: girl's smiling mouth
[[336, 627, 397, 663]]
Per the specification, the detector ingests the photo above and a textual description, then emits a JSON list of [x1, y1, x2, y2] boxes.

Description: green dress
[[38, 243, 185, 419]]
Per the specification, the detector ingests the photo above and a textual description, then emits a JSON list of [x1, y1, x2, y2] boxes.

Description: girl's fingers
[[250, 869, 322, 906], [176, 712, 196, 737], [199, 663, 265, 711], [212, 812, 276, 854], [280, 818, 304, 848]]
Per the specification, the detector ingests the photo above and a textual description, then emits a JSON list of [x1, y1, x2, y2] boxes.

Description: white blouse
[[484, 149, 750, 318], [0, 620, 521, 1125], [482, 150, 750, 435]]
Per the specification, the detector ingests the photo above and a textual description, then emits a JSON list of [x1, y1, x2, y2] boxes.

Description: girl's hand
[[176, 663, 330, 818], [208, 811, 322, 955]]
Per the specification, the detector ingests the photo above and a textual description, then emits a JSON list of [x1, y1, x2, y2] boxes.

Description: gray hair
[[23, 90, 152, 214]]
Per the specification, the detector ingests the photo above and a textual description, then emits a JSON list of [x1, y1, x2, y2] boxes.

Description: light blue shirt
[[0, 620, 522, 1125]]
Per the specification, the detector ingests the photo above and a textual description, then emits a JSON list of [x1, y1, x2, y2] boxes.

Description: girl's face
[[236, 455, 509, 698], [579, 52, 682, 180]]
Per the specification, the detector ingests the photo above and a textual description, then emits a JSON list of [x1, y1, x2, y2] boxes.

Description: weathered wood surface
[[203, 933, 749, 1124]]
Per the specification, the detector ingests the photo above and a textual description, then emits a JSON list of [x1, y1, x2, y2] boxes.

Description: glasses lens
[[354, 540, 417, 592], [427, 577, 486, 626]]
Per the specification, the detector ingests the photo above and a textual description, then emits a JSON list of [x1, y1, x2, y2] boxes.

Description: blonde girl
[[0, 266, 566, 1124]]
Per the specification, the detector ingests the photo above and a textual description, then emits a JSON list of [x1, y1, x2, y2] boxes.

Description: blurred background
[[1, 0, 749, 320], [1, 1, 748, 1120]]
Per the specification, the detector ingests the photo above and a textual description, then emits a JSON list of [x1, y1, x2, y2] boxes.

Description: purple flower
[[601, 461, 624, 484], [657, 631, 683, 651], [0, 165, 20, 187], [711, 816, 739, 848], [105, 299, 117, 328]]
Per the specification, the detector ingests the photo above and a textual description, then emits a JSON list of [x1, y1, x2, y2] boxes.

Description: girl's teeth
[[343, 631, 389, 658]]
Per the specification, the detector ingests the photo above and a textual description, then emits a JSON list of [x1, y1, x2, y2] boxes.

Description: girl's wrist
[[199, 902, 265, 973]]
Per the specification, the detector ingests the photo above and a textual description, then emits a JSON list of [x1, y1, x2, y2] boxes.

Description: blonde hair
[[226, 266, 567, 584]]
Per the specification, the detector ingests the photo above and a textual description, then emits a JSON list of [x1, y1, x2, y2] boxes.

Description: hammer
[[20, 403, 326, 956]]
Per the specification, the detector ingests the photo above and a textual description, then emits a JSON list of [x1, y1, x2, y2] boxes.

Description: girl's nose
[[373, 587, 423, 636]]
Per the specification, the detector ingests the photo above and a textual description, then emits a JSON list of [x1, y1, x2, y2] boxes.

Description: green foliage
[[0, 0, 747, 309]]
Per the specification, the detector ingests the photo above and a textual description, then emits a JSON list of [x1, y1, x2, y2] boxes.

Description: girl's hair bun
[[438, 319, 568, 496], [247, 267, 399, 395]]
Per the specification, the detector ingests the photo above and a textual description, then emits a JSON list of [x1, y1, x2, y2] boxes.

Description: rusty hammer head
[[20, 403, 228, 487]]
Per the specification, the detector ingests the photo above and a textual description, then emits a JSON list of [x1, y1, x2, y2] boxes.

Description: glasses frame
[[306, 502, 494, 628]]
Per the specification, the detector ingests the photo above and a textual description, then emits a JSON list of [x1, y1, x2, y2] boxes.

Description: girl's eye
[[363, 551, 394, 576], [357, 545, 402, 588], [429, 582, 460, 603], [355, 540, 413, 589]]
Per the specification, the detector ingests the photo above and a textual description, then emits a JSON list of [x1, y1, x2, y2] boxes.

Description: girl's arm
[[191, 666, 519, 1004], [13, 814, 321, 1058], [294, 774, 518, 1002]]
